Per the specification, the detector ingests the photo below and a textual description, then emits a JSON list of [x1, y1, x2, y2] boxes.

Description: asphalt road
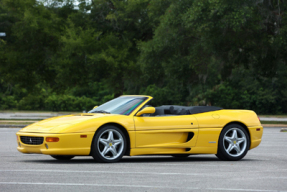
[[0, 127, 286, 192]]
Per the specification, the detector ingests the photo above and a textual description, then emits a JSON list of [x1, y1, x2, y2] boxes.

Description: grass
[[0, 122, 33, 125], [0, 119, 44, 121], [259, 115, 287, 118], [0, 110, 77, 113], [260, 121, 287, 124], [0, 119, 38, 125]]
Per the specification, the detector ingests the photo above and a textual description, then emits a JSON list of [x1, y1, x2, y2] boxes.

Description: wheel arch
[[222, 121, 251, 150], [90, 122, 131, 156], [222, 121, 251, 143], [216, 121, 251, 160]]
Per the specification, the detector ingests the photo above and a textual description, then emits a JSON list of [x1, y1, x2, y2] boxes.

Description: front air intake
[[20, 136, 44, 145]]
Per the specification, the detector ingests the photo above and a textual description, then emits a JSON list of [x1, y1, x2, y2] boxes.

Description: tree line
[[0, 0, 286, 114]]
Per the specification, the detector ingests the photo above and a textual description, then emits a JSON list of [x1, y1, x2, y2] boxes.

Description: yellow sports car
[[16, 95, 263, 163]]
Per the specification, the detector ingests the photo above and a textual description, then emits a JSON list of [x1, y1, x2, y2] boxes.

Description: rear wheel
[[216, 124, 250, 161], [91, 126, 126, 163], [50, 155, 75, 160]]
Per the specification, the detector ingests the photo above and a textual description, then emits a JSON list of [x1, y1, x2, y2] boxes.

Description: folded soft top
[[150, 105, 222, 116]]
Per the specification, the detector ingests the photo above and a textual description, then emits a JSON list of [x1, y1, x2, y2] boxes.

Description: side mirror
[[136, 107, 156, 117], [93, 106, 98, 109]]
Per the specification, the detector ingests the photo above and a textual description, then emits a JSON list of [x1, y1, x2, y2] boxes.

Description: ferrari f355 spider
[[16, 95, 263, 163]]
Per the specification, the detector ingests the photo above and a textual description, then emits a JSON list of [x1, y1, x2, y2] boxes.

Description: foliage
[[0, 0, 287, 114]]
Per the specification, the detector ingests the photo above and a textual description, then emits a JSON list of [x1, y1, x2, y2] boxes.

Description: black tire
[[216, 124, 250, 161], [91, 126, 126, 163], [51, 155, 75, 160], [172, 154, 190, 158]]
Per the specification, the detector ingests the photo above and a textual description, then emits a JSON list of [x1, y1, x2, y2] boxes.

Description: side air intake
[[186, 132, 194, 142]]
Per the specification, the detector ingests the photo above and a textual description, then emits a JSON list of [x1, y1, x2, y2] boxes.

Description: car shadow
[[18, 155, 258, 164]]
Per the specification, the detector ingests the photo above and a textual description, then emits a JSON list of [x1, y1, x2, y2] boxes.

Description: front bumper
[[16, 131, 95, 156]]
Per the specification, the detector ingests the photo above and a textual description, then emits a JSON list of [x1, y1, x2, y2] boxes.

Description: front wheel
[[216, 124, 250, 161], [91, 126, 126, 163]]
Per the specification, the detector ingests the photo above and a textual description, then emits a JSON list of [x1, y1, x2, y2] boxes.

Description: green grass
[[0, 110, 77, 113], [0, 119, 43, 121], [259, 115, 287, 118], [260, 121, 287, 124], [0, 122, 33, 125]]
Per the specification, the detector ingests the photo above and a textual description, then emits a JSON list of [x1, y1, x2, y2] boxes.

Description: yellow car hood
[[19, 113, 118, 133]]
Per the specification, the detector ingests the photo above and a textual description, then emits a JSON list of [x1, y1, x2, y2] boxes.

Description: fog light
[[45, 144, 49, 149], [18, 142, 21, 147], [46, 137, 59, 142]]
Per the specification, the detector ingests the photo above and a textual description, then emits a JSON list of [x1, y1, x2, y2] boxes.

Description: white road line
[[207, 188, 287, 192], [123, 163, 211, 167], [1, 169, 287, 178], [0, 182, 285, 192], [0, 182, 199, 190], [256, 177, 287, 179], [140, 163, 256, 168], [0, 169, 203, 176]]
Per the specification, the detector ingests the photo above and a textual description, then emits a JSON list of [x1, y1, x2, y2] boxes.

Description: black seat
[[149, 105, 222, 116]]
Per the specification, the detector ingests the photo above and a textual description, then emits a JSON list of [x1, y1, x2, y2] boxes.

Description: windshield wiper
[[92, 110, 111, 114]]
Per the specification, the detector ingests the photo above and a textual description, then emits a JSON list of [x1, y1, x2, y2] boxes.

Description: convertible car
[[16, 95, 263, 163]]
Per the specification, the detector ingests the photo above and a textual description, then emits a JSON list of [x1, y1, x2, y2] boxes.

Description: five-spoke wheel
[[216, 124, 250, 161], [91, 126, 126, 163]]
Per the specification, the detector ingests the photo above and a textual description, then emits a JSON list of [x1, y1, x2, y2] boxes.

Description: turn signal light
[[46, 137, 59, 142]]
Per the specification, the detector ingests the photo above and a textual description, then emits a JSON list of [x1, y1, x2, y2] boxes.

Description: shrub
[[44, 94, 99, 111], [0, 95, 18, 110]]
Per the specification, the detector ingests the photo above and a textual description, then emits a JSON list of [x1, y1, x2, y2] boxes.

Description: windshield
[[88, 96, 147, 115]]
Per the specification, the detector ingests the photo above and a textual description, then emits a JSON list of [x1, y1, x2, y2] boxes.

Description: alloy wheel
[[97, 129, 124, 160], [223, 128, 247, 157]]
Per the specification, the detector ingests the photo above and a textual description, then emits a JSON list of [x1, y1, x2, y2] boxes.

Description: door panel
[[134, 115, 198, 148]]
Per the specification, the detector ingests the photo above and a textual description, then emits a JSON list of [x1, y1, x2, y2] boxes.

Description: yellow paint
[[136, 107, 155, 116], [16, 95, 263, 157], [130, 148, 187, 156], [134, 115, 198, 131], [194, 110, 261, 128], [248, 126, 263, 149], [17, 132, 94, 155], [195, 128, 221, 147], [135, 129, 198, 148]]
